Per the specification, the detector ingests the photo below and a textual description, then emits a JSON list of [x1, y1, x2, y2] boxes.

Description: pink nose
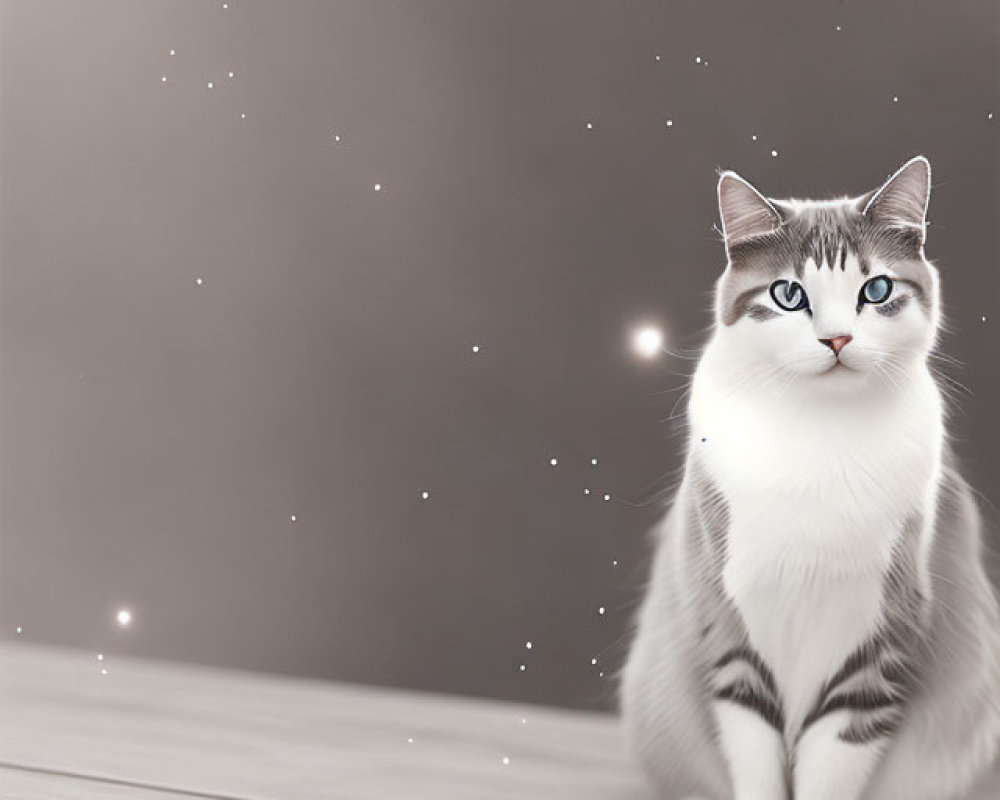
[[820, 335, 853, 355]]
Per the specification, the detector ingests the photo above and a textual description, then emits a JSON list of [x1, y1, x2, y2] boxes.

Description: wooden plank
[[0, 643, 647, 799], [1, 642, 997, 799]]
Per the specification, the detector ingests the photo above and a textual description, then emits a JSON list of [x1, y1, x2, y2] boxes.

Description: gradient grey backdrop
[[1, 0, 997, 711]]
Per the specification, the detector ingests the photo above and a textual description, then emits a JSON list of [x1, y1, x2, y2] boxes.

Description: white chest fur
[[688, 345, 943, 730]]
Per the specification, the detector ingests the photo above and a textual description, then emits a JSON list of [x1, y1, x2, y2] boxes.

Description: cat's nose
[[819, 335, 853, 355]]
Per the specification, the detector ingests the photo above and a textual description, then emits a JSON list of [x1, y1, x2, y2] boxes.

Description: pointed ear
[[717, 171, 782, 253], [862, 156, 931, 241]]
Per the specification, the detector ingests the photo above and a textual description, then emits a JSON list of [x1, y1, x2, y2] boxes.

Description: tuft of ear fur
[[862, 156, 931, 242], [717, 171, 782, 255]]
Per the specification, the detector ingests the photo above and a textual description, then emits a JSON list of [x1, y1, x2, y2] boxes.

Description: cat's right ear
[[717, 171, 782, 258]]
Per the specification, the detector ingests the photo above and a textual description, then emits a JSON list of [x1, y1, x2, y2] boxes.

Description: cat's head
[[713, 157, 938, 394]]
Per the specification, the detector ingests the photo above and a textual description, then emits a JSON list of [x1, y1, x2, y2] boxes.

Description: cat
[[620, 157, 1000, 800]]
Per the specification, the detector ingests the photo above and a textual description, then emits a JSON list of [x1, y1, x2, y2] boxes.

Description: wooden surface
[[0, 642, 648, 799], [1, 641, 998, 799]]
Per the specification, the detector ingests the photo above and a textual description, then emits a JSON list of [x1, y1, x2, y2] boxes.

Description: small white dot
[[586, 122, 593, 130], [228, 71, 235, 78], [771, 149, 779, 158], [471, 344, 480, 353], [116, 609, 132, 627], [599, 671, 605, 677], [15, 626, 22, 634], [988, 112, 994, 121], [290, 514, 297, 522], [407, 737, 414, 744], [591, 457, 598, 466], [169, 49, 176, 56], [333, 134, 341, 142], [654, 54, 661, 61], [892, 95, 899, 103], [591, 657, 598, 665], [374, 183, 382, 192], [101, 668, 108, 675], [525, 641, 532, 649], [751, 134, 758, 141], [222, 2, 228, 7], [694, 56, 701, 63], [519, 664, 526, 672], [665, 119, 673, 127], [421, 491, 430, 500], [598, 607, 606, 615], [550, 457, 558, 467], [633, 325, 664, 358], [241, 113, 247, 120], [603, 493, 611, 501], [207, 82, 214, 89], [612, 560, 618, 567], [835, 25, 842, 31], [520, 717, 527, 725], [583, 488, 591, 496], [195, 278, 204, 285], [502, 756, 510, 766], [981, 315, 988, 323], [97, 653, 104, 661], [161, 76, 167, 83]]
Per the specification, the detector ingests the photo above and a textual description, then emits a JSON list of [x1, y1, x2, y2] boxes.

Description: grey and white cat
[[621, 157, 1000, 800]]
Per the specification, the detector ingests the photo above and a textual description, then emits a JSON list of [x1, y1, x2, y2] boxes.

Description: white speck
[[771, 149, 779, 158], [591, 657, 598, 665], [694, 56, 702, 63], [290, 514, 297, 522], [97, 653, 104, 661], [590, 457, 598, 466], [549, 457, 558, 467], [583, 488, 591, 496], [222, 2, 228, 8], [407, 737, 414, 744], [116, 609, 132, 627], [988, 112, 994, 121], [586, 122, 593, 130], [374, 183, 382, 192], [195, 278, 204, 286], [241, 113, 247, 120], [612, 559, 618, 566], [982, 315, 988, 323], [15, 626, 22, 634], [502, 756, 510, 766], [228, 71, 235, 78], [751, 134, 758, 141], [520, 717, 527, 725], [892, 95, 899, 103], [654, 54, 661, 61], [161, 76, 167, 83], [599, 671, 605, 677], [333, 134, 341, 142], [633, 325, 664, 358], [207, 82, 214, 89], [421, 491, 430, 500], [598, 607, 606, 615], [835, 25, 842, 31], [519, 664, 526, 672], [525, 641, 532, 649], [101, 668, 108, 675], [471, 344, 480, 353], [169, 49, 176, 56], [666, 119, 673, 127], [603, 493, 611, 501]]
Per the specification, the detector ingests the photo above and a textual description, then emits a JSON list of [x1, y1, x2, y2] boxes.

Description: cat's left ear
[[862, 156, 931, 243]]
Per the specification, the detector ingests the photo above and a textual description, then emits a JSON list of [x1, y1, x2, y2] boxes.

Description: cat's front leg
[[792, 642, 907, 800], [712, 646, 789, 800]]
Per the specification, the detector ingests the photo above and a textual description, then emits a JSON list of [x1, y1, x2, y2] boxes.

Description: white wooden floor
[[1, 641, 997, 799]]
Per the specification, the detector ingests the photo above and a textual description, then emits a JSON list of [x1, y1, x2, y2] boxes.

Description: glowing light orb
[[598, 607, 606, 615], [632, 326, 664, 358], [374, 183, 382, 192], [525, 641, 532, 649], [603, 493, 611, 501], [290, 514, 297, 522], [207, 82, 214, 89], [421, 491, 429, 500], [771, 149, 779, 158], [591, 457, 598, 466], [549, 457, 558, 467], [471, 344, 480, 353], [116, 609, 132, 627], [502, 756, 510, 766]]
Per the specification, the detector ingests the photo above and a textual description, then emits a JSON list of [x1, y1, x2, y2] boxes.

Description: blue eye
[[861, 276, 893, 305], [769, 280, 809, 312]]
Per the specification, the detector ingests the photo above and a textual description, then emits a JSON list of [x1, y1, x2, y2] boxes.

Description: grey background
[[1, 0, 997, 712]]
